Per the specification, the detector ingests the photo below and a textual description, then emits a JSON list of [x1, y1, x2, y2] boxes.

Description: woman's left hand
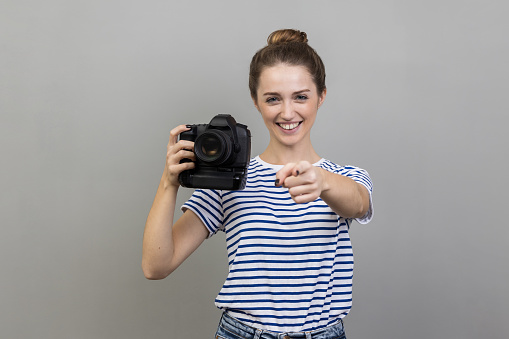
[[275, 161, 325, 204]]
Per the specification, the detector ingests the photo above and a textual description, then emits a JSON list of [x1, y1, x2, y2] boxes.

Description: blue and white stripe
[[182, 156, 373, 333]]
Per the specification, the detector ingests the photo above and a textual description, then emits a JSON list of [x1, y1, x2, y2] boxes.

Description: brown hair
[[249, 29, 326, 100]]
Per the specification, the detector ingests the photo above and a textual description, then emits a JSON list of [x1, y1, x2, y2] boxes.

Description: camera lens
[[201, 136, 221, 157], [195, 130, 231, 165]]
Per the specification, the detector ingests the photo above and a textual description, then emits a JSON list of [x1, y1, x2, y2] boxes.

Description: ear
[[318, 89, 327, 108]]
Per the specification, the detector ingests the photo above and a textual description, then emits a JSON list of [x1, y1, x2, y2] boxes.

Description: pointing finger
[[275, 163, 297, 187]]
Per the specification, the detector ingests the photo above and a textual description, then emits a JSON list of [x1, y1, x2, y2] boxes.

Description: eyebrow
[[262, 89, 311, 96]]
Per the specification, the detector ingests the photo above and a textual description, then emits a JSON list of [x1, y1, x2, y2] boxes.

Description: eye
[[295, 95, 308, 101], [265, 97, 279, 103]]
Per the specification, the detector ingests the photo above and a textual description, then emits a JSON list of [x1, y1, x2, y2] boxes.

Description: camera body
[[178, 114, 251, 190]]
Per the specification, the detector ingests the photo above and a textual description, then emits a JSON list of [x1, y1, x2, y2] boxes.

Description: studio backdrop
[[1, 1, 508, 338]]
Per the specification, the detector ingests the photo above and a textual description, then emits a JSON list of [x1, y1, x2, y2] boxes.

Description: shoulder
[[319, 159, 365, 171], [317, 159, 360, 173], [319, 159, 373, 191]]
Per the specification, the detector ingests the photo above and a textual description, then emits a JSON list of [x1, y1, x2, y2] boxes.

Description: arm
[[317, 167, 370, 218], [276, 161, 370, 219], [142, 125, 209, 280]]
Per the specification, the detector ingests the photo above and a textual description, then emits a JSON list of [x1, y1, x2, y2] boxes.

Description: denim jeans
[[215, 312, 347, 339]]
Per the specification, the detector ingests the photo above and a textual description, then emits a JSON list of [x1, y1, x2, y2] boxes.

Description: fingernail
[[275, 179, 280, 186]]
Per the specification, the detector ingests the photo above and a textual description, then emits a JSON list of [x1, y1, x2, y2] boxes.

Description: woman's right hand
[[143, 125, 207, 280], [164, 125, 196, 188]]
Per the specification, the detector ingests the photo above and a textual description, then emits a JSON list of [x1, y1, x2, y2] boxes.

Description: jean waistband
[[218, 311, 345, 339]]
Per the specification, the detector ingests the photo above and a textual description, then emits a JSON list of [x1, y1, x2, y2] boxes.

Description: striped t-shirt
[[182, 156, 373, 333]]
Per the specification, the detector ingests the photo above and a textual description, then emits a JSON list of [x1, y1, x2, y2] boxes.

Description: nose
[[280, 101, 294, 120]]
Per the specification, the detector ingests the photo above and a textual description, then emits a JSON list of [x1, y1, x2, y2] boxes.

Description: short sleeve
[[341, 166, 374, 224], [320, 160, 374, 225], [181, 189, 224, 237]]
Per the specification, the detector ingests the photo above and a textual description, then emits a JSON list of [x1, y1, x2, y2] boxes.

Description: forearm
[[319, 168, 370, 219], [142, 171, 179, 279]]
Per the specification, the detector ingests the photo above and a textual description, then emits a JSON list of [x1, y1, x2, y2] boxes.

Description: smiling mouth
[[277, 122, 302, 130]]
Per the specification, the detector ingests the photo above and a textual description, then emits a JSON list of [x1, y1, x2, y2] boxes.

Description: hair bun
[[267, 29, 308, 45]]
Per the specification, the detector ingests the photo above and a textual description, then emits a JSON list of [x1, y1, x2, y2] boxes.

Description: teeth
[[279, 122, 300, 130]]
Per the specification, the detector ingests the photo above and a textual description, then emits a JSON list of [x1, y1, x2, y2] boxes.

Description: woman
[[142, 29, 373, 338]]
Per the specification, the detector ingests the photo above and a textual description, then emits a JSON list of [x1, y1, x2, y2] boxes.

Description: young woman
[[142, 29, 373, 339]]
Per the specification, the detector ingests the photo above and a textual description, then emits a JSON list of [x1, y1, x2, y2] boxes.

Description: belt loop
[[254, 328, 262, 339], [305, 332, 312, 339]]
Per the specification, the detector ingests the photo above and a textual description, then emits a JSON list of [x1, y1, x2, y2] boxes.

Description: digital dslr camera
[[178, 114, 251, 190]]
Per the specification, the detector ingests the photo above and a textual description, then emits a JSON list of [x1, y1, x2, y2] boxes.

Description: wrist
[[318, 168, 331, 194], [160, 170, 180, 192]]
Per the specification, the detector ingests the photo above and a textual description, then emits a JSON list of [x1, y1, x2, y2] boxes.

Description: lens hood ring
[[194, 130, 232, 165]]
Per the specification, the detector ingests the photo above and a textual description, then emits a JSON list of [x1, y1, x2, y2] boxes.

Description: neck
[[259, 142, 321, 165]]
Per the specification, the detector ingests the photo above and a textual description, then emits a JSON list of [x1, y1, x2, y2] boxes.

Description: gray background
[[1, 1, 508, 338]]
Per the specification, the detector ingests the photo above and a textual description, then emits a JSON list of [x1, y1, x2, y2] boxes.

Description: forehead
[[258, 64, 316, 93]]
